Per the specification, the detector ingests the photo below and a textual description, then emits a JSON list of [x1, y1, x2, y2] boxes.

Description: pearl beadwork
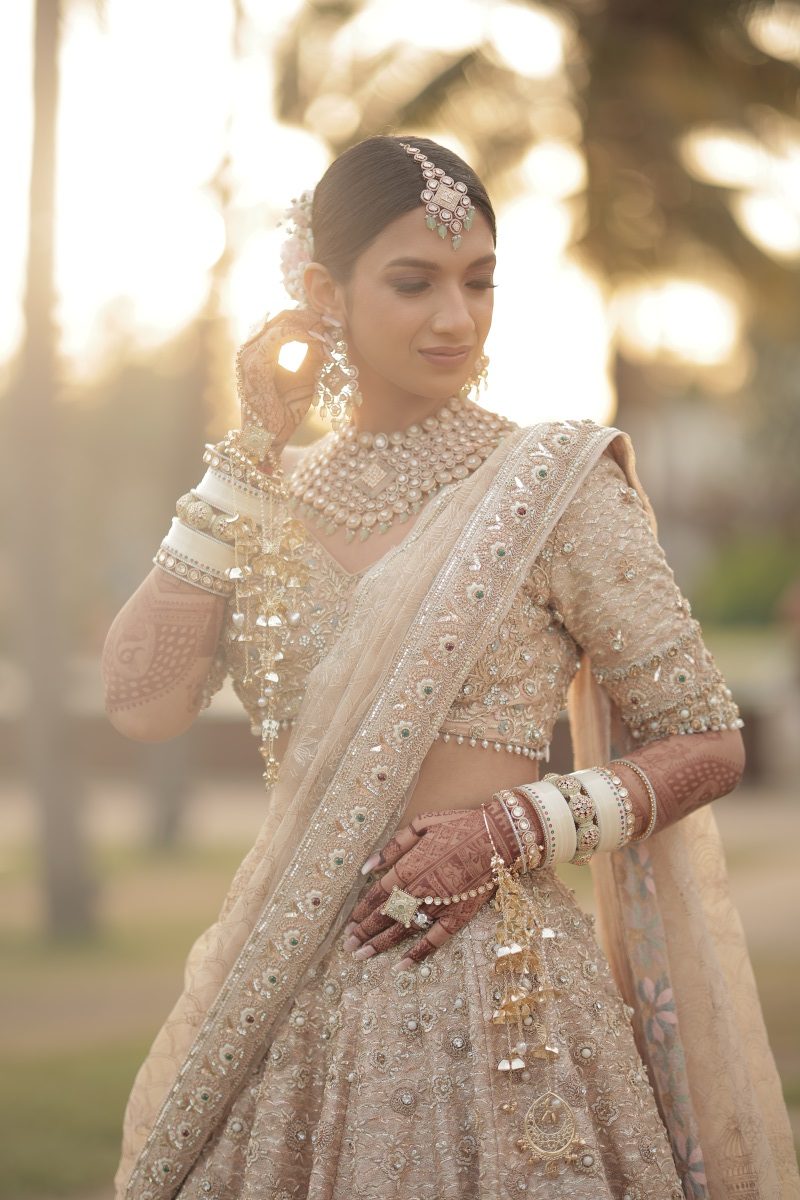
[[288, 394, 514, 543]]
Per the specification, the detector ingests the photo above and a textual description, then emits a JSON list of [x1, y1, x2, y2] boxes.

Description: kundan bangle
[[512, 781, 576, 866], [542, 773, 601, 866], [153, 517, 235, 596], [494, 789, 543, 873], [612, 758, 658, 841], [571, 768, 635, 850], [202, 434, 285, 496]]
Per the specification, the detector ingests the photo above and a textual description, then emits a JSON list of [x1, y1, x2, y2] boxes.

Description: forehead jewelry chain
[[399, 143, 475, 249]]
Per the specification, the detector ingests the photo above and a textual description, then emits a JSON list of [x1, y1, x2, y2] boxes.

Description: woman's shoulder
[[515, 415, 622, 445], [513, 416, 629, 477]]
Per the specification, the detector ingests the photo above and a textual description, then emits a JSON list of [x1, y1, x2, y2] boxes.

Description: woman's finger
[[396, 894, 487, 969], [348, 902, 403, 949], [359, 807, 475, 877], [351, 916, 416, 960], [346, 864, 409, 928], [359, 819, 426, 877], [396, 921, 455, 970]]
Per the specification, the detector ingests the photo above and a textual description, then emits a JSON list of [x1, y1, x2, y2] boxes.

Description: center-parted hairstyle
[[311, 135, 497, 283]]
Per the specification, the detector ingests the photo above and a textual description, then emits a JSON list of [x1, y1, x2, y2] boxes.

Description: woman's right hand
[[235, 307, 330, 461], [340, 798, 526, 969]]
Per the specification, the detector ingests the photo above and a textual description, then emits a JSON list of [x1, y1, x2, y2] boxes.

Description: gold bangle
[[612, 758, 658, 841], [494, 788, 543, 872]]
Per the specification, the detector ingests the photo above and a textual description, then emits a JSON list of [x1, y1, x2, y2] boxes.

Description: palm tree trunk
[[9, 0, 96, 937]]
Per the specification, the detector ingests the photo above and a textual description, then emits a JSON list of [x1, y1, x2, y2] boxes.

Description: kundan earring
[[313, 318, 364, 430], [459, 351, 490, 403]]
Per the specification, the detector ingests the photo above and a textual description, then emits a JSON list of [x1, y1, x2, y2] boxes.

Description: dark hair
[[311, 135, 496, 283]]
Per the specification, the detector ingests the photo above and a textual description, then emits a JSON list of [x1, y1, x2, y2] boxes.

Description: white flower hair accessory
[[278, 189, 315, 305]]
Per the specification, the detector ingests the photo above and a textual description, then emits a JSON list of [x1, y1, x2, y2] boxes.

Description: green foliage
[[693, 532, 800, 626], [0, 1040, 150, 1199], [0, 839, 247, 1198]]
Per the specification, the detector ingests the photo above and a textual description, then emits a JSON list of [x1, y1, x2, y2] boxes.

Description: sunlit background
[[1, 1, 799, 1195]]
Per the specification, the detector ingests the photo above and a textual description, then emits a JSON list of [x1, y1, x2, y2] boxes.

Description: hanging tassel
[[482, 817, 588, 1180]]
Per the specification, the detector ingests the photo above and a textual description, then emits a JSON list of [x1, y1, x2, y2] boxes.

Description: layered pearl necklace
[[288, 395, 517, 542]]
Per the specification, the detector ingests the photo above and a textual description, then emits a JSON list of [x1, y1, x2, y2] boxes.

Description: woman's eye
[[391, 279, 497, 295]]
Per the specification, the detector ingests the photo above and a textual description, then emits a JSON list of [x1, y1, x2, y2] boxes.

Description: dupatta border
[[126, 418, 620, 1199]]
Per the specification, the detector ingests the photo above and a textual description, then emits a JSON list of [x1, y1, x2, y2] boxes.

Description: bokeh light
[[486, 2, 570, 78], [746, 1, 800, 65], [612, 276, 743, 369], [678, 116, 800, 264]]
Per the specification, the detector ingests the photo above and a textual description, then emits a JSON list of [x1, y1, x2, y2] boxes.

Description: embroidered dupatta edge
[[120, 419, 622, 1199]]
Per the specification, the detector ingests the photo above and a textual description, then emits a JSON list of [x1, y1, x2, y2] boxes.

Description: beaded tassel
[[224, 426, 309, 790], [487, 850, 587, 1178]]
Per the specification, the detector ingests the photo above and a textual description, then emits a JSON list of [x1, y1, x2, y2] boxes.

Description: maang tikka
[[399, 141, 475, 249]]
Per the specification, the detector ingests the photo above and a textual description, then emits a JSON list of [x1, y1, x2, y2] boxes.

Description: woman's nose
[[430, 288, 475, 335]]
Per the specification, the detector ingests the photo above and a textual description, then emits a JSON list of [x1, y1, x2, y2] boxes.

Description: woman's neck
[[345, 360, 458, 434], [349, 395, 458, 434]]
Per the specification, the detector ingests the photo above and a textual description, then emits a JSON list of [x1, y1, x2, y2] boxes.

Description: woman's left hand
[[341, 800, 520, 970]]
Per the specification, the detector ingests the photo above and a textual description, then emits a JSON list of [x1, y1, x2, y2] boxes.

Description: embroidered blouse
[[192, 433, 743, 761]]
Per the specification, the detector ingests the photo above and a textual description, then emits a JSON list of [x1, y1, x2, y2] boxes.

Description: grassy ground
[[0, 778, 797, 1199]]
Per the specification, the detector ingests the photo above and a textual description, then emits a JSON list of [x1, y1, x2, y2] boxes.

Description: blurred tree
[[6, 0, 96, 937], [272, 0, 800, 538], [142, 144, 239, 850], [138, 4, 245, 848]]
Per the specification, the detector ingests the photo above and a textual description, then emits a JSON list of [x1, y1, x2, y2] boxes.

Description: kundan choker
[[287, 395, 516, 542]]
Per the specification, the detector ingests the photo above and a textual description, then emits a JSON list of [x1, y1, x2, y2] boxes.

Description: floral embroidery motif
[[200, 436, 742, 764], [174, 870, 683, 1200], [123, 421, 731, 1200]]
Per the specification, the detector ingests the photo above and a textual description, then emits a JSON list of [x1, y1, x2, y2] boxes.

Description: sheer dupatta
[[575, 436, 798, 1199], [116, 420, 798, 1200]]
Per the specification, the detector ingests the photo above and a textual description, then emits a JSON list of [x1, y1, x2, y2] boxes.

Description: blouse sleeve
[[545, 447, 744, 748]]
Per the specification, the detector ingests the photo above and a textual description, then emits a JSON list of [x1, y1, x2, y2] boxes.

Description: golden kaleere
[[487, 849, 592, 1179], [218, 424, 310, 790]]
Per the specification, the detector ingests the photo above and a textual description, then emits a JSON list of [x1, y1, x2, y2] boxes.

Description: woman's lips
[[418, 348, 471, 367]]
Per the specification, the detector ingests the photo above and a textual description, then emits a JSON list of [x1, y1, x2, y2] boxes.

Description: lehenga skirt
[[175, 866, 684, 1200]]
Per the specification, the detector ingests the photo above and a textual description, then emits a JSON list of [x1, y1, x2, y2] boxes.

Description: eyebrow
[[382, 253, 497, 271]]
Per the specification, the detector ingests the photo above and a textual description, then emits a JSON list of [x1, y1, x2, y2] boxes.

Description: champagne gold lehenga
[[116, 418, 798, 1200]]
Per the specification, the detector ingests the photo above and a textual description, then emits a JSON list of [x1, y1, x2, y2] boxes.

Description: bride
[[103, 135, 798, 1199]]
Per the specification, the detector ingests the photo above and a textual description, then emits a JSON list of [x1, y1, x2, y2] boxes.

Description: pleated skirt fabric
[[176, 867, 684, 1200]]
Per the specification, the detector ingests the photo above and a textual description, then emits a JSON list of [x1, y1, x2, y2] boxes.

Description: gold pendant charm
[[518, 1090, 582, 1178], [486, 854, 595, 1180]]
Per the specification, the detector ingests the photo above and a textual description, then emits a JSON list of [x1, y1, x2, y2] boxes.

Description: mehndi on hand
[[342, 798, 531, 970], [235, 307, 329, 462]]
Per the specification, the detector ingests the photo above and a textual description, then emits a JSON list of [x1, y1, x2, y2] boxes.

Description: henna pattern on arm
[[612, 728, 745, 838], [102, 567, 225, 719], [505, 730, 744, 855]]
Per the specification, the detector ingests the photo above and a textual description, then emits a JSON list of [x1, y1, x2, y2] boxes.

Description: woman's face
[[305, 206, 496, 404]]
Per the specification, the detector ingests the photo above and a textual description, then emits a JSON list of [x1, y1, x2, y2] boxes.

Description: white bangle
[[194, 466, 255, 517], [572, 768, 633, 850], [514, 781, 576, 866], [160, 516, 235, 572], [196, 465, 293, 534], [154, 517, 236, 596]]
